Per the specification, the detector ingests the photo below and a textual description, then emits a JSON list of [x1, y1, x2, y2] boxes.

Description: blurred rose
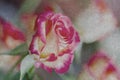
[[29, 12, 80, 73], [99, 29, 120, 67], [0, 17, 25, 51], [78, 51, 120, 80], [0, 17, 25, 71], [74, 0, 117, 43]]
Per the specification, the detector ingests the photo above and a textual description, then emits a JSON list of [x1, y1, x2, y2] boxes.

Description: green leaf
[[2, 43, 28, 55], [20, 55, 35, 80]]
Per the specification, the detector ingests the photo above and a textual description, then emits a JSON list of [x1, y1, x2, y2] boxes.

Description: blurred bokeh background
[[0, 0, 120, 80]]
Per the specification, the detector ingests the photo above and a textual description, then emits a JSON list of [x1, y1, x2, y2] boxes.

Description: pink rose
[[0, 17, 25, 50], [29, 12, 80, 73], [78, 51, 120, 80], [0, 17, 25, 71]]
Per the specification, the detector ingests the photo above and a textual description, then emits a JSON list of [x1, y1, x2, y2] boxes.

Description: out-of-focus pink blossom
[[99, 29, 120, 67], [29, 12, 80, 73], [74, 0, 117, 43], [0, 17, 25, 50], [0, 17, 25, 71], [78, 51, 120, 80]]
